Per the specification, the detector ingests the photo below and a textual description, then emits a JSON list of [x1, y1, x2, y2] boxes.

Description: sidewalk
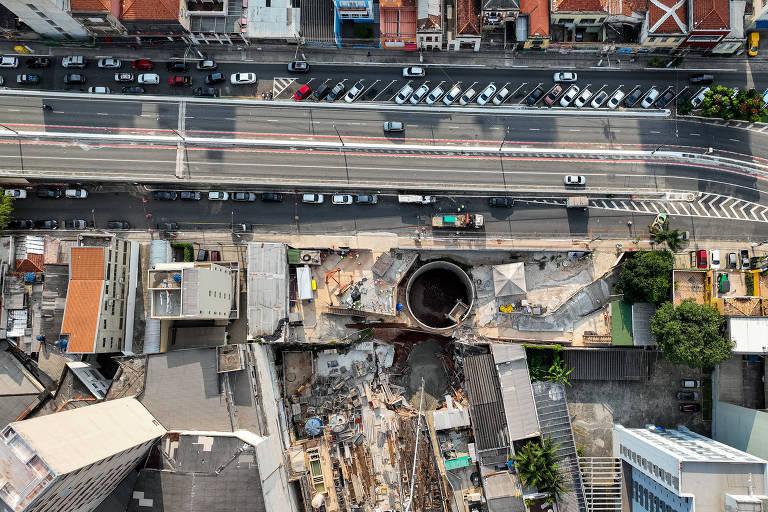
[[3, 39, 767, 72]]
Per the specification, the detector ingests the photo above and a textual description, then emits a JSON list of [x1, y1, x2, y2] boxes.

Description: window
[[687, 35, 721, 42], [581, 18, 596, 24]]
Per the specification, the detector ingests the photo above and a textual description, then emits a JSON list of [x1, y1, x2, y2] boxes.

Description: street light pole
[[333, 123, 350, 184]]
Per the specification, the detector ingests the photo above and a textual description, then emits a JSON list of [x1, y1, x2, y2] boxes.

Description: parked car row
[[694, 249, 751, 270], [5, 187, 88, 199], [152, 190, 379, 205]]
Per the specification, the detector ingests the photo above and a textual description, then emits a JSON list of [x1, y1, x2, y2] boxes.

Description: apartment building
[[614, 424, 768, 512], [148, 261, 238, 320], [0, 0, 89, 39], [0, 397, 165, 512], [60, 238, 137, 354]]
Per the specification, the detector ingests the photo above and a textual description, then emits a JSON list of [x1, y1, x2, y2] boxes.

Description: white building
[[0, 397, 166, 512], [148, 262, 238, 320], [0, 0, 89, 39], [614, 424, 768, 512]]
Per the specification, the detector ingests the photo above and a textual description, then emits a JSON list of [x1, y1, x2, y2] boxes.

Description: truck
[[431, 213, 484, 229], [398, 194, 436, 204], [566, 196, 588, 208]]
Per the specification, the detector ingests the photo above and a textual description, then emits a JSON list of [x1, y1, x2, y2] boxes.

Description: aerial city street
[[0, 0, 766, 512]]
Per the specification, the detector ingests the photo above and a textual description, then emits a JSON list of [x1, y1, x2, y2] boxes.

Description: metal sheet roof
[[464, 353, 508, 455], [490, 344, 540, 442], [247, 243, 288, 340]]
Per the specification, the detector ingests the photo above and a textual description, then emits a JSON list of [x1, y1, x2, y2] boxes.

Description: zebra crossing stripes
[[519, 193, 768, 223], [272, 77, 296, 98]]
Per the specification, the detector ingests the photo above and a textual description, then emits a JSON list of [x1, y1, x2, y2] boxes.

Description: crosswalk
[[272, 77, 296, 98], [520, 192, 768, 223]]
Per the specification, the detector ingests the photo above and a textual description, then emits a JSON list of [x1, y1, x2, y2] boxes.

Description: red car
[[293, 84, 312, 101], [168, 75, 192, 87], [132, 59, 154, 71], [696, 249, 708, 269]]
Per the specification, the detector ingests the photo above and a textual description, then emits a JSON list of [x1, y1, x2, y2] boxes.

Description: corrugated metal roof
[[464, 353, 508, 455], [563, 348, 655, 381], [247, 243, 288, 340], [433, 407, 470, 430], [631, 303, 657, 347], [491, 344, 540, 442]]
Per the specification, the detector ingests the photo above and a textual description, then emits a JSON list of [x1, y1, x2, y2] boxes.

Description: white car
[[332, 194, 354, 205], [573, 88, 592, 108], [476, 84, 497, 105], [207, 191, 229, 201], [344, 82, 364, 103], [458, 88, 477, 106], [0, 56, 18, 68], [710, 250, 721, 270], [691, 87, 710, 108], [230, 72, 257, 85], [553, 72, 577, 83], [762, 88, 768, 107], [88, 86, 110, 94], [590, 90, 609, 108], [65, 188, 88, 199], [410, 84, 429, 104], [425, 86, 444, 105], [641, 87, 660, 108], [394, 84, 414, 104], [4, 189, 26, 199], [97, 58, 121, 69], [559, 85, 580, 107], [302, 193, 324, 204], [137, 73, 159, 85], [442, 85, 462, 106], [403, 66, 425, 78], [564, 175, 586, 186], [492, 86, 511, 105], [606, 90, 625, 109]]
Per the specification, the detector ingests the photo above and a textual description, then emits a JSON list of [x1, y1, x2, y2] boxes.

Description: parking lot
[[566, 358, 709, 457]]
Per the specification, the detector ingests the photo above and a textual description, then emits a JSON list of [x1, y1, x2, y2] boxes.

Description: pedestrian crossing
[[519, 192, 768, 223], [272, 77, 296, 98]]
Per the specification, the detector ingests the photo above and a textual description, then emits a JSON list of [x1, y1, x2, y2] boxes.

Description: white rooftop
[[728, 317, 768, 354], [246, 0, 300, 40]]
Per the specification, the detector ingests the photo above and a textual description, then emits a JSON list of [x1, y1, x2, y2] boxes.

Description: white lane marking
[[529, 128, 540, 131], [689, 133, 700, 136], [7, 109, 19, 112], [729, 138, 740, 142], [569, 129, 581, 132]]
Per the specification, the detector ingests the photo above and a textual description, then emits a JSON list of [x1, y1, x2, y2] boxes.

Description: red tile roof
[[70, 0, 111, 12], [15, 254, 44, 273], [457, 0, 480, 34], [120, 0, 180, 21], [553, 0, 607, 13], [61, 247, 105, 353], [648, 0, 687, 33], [520, 0, 550, 37], [607, 0, 647, 16], [692, 0, 729, 30]]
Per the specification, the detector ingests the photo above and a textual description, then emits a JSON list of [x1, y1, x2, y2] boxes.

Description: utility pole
[[404, 377, 425, 512]]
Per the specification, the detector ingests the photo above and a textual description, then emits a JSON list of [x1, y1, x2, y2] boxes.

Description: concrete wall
[[681, 461, 768, 512], [713, 401, 768, 461], [0, 0, 88, 38], [94, 239, 132, 353]]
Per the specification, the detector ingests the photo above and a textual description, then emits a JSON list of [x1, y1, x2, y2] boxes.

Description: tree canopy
[[0, 191, 14, 231], [650, 300, 732, 369], [615, 250, 674, 305], [652, 228, 684, 253], [700, 86, 768, 122], [514, 437, 567, 504]]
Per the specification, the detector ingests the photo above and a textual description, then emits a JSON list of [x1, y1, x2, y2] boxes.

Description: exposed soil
[[408, 268, 469, 328]]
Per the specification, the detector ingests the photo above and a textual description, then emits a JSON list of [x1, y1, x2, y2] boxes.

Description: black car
[[34, 220, 58, 229], [676, 391, 699, 401], [64, 73, 86, 85], [121, 86, 145, 94], [107, 220, 130, 230], [261, 192, 283, 202], [312, 84, 331, 101], [489, 197, 513, 208], [287, 61, 310, 73], [179, 191, 201, 201], [193, 87, 218, 97], [204, 72, 225, 84], [679, 403, 701, 413], [64, 219, 87, 229], [232, 192, 257, 202], [689, 73, 714, 85], [741, 249, 751, 268], [655, 89, 676, 108], [525, 87, 544, 106], [326, 82, 346, 102], [623, 88, 644, 107], [37, 188, 63, 199], [157, 222, 179, 231], [16, 74, 40, 85], [26, 57, 50, 68], [152, 191, 178, 201], [166, 61, 188, 72], [8, 219, 33, 229]]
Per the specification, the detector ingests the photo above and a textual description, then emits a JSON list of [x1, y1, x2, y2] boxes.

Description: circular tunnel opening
[[406, 261, 474, 330]]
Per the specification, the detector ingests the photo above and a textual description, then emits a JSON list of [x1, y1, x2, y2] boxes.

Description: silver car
[[410, 84, 430, 104]]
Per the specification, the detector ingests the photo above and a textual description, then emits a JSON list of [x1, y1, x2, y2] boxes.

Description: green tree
[[615, 250, 674, 305], [652, 228, 684, 252], [650, 300, 732, 369], [700, 86, 768, 122], [514, 437, 567, 504], [0, 191, 14, 231], [546, 356, 574, 387]]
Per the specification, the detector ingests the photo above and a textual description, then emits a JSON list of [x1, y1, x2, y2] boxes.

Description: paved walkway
[[3, 39, 768, 72]]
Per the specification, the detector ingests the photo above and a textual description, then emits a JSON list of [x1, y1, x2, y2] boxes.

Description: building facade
[[60, 239, 136, 354], [148, 262, 238, 320], [614, 424, 768, 512], [0, 398, 165, 512], [0, 0, 89, 39]]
